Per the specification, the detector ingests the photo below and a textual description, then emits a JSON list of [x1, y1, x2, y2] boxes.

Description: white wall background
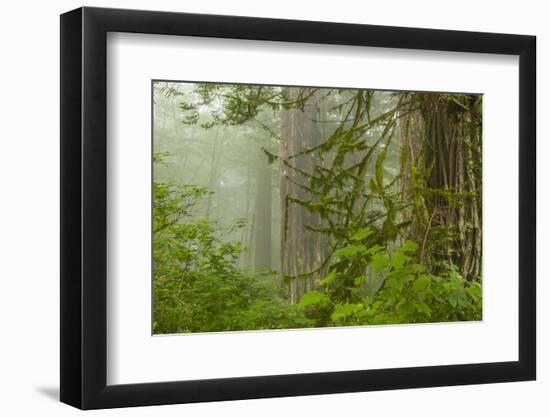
[[0, 0, 545, 415]]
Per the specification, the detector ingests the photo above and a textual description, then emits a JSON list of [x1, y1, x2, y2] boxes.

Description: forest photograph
[[152, 81, 483, 335]]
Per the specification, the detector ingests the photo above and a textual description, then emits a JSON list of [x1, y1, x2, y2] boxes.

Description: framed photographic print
[[60, 6, 536, 410]]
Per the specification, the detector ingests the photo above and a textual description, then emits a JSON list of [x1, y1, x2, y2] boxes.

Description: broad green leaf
[[412, 274, 431, 292], [396, 300, 415, 316], [331, 303, 363, 321], [448, 294, 459, 308], [414, 301, 432, 316], [351, 228, 373, 241], [335, 244, 366, 258], [401, 240, 418, 253], [390, 252, 410, 269], [467, 282, 482, 299], [448, 287, 468, 308], [370, 254, 389, 271], [366, 244, 384, 255], [320, 270, 337, 286], [298, 291, 328, 308], [386, 271, 411, 292]]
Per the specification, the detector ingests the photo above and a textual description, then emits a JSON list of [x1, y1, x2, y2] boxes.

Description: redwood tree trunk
[[280, 88, 326, 303], [400, 94, 482, 280], [254, 136, 273, 271]]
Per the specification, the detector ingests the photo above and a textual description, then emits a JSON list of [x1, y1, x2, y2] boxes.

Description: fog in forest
[[153, 81, 482, 334]]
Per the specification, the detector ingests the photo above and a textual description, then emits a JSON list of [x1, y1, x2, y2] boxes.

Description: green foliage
[[297, 241, 481, 327], [334, 244, 367, 258], [153, 83, 483, 334], [351, 228, 374, 241], [298, 291, 329, 308], [331, 303, 363, 321], [153, 155, 313, 333]]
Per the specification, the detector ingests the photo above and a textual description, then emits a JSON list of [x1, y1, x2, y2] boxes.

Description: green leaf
[[396, 300, 415, 316], [320, 270, 337, 286], [386, 271, 411, 292], [412, 274, 431, 292], [401, 240, 418, 253], [335, 244, 366, 258], [351, 228, 373, 241], [366, 244, 384, 255], [467, 282, 482, 299], [390, 252, 410, 269], [370, 254, 389, 271], [298, 291, 329, 308], [409, 263, 425, 273], [448, 287, 468, 308], [331, 303, 363, 321], [414, 302, 432, 316], [448, 294, 459, 308]]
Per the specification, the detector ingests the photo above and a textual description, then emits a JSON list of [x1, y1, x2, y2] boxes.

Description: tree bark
[[254, 136, 273, 271], [400, 94, 482, 280], [280, 88, 326, 303]]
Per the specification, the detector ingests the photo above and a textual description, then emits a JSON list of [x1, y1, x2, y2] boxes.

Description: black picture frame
[[60, 6, 536, 410]]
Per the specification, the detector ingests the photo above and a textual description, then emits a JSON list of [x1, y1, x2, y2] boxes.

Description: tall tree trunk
[[280, 88, 326, 303], [205, 131, 220, 219], [399, 108, 425, 243], [254, 136, 273, 271], [400, 94, 482, 280], [239, 146, 253, 270]]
